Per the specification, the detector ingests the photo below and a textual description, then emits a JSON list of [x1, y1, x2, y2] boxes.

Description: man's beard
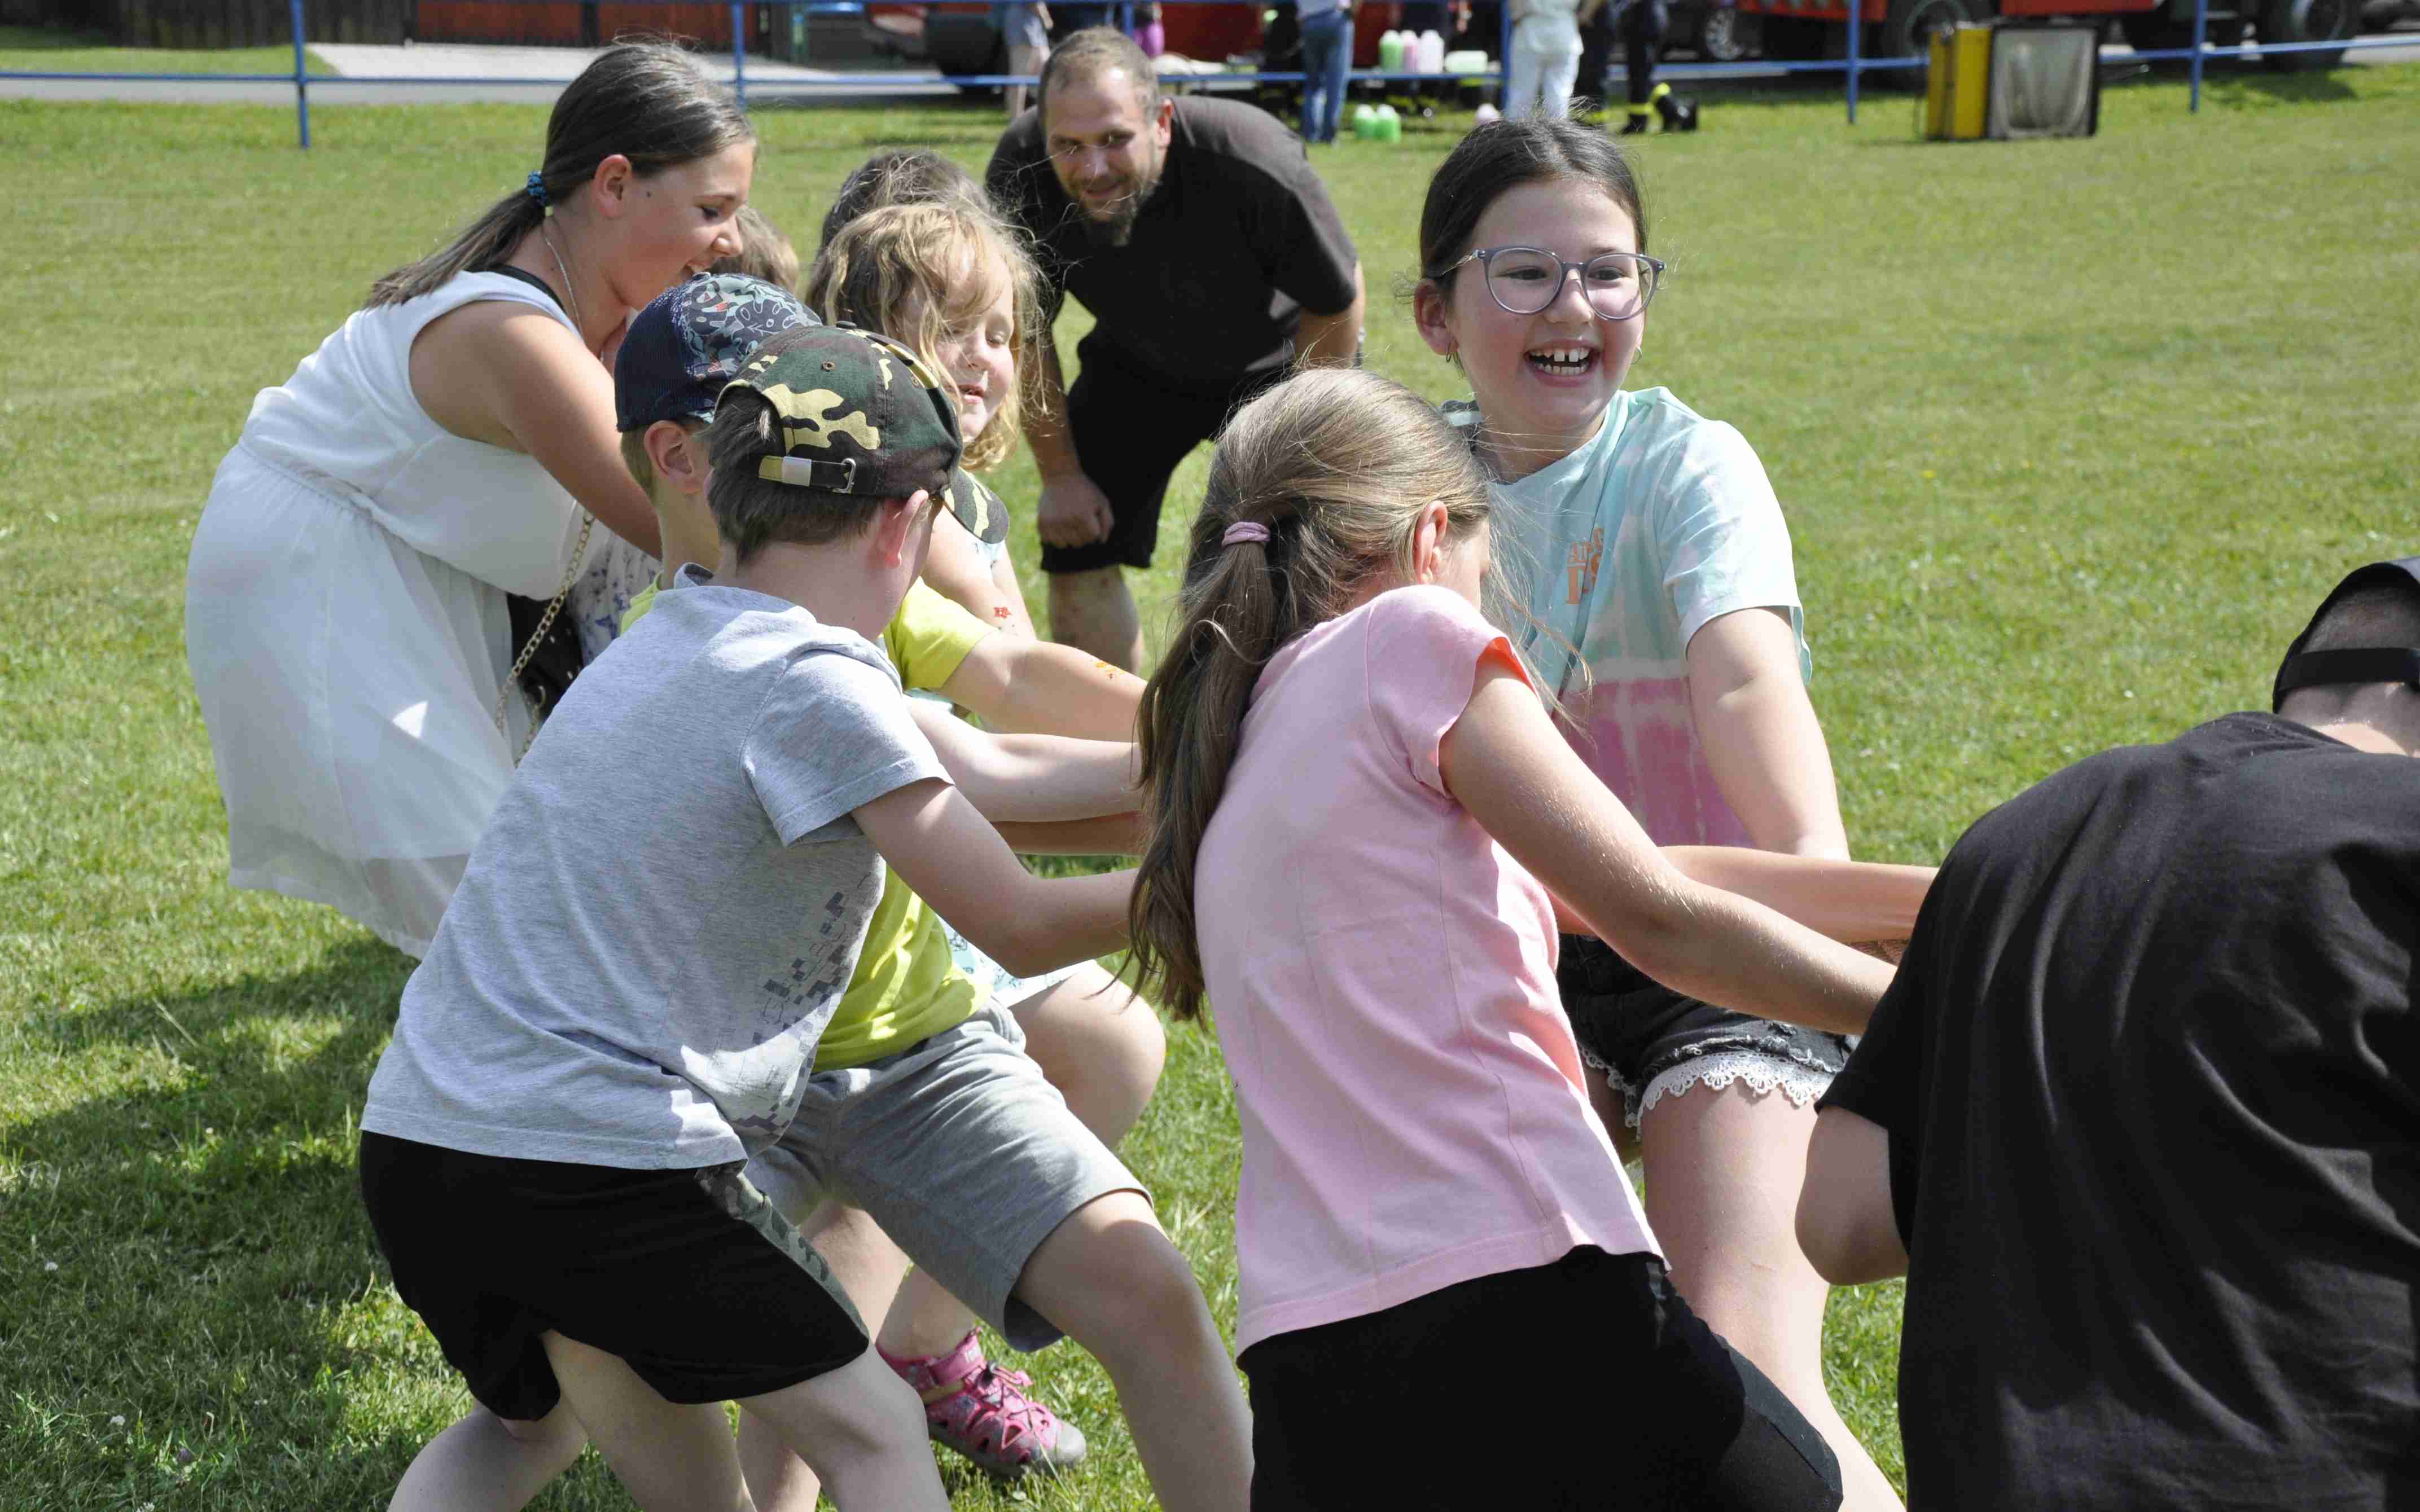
[[1077, 159, 1163, 248]]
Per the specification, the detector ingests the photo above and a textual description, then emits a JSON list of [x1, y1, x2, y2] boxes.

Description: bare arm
[[1796, 1106, 1909, 1285], [1024, 336, 1115, 549], [1659, 848, 1932, 944], [1686, 608, 1850, 859], [906, 701, 1137, 821], [1295, 262, 1366, 369], [408, 300, 661, 556], [920, 513, 1029, 636], [992, 814, 1144, 855], [855, 778, 1132, 978], [1440, 660, 1893, 1034], [939, 634, 1144, 741], [987, 549, 1038, 640]]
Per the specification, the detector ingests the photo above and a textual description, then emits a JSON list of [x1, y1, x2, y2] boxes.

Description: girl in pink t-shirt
[[1128, 367, 1931, 1510]]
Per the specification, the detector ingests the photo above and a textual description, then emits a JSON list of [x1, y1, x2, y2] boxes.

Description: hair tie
[[525, 172, 550, 207], [1222, 521, 1270, 547]]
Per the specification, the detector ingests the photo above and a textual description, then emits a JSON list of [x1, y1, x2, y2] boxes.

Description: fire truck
[[1738, 0, 2360, 71]]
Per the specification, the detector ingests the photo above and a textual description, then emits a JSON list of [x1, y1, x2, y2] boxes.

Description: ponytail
[[1128, 367, 1496, 1021], [365, 40, 753, 309]]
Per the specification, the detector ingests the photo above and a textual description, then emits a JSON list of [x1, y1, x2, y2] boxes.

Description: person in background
[[1799, 558, 2420, 1510], [997, 0, 1053, 116], [1297, 0, 1356, 143], [986, 27, 1364, 670]]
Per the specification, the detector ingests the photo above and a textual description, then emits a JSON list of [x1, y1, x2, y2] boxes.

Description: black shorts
[[1239, 1247, 1843, 1510], [358, 1131, 866, 1422], [1041, 337, 1287, 575], [1559, 935, 1853, 1129]]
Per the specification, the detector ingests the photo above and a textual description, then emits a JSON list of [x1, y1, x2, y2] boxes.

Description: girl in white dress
[[185, 42, 755, 958]]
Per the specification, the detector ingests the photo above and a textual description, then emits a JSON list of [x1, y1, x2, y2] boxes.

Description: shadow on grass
[[0, 937, 470, 1508]]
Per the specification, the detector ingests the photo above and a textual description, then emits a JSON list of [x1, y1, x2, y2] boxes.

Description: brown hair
[[1038, 26, 1163, 115], [704, 393, 880, 560], [818, 148, 990, 250], [801, 201, 1047, 471], [712, 204, 800, 291], [366, 41, 754, 309], [1127, 368, 1496, 1022]]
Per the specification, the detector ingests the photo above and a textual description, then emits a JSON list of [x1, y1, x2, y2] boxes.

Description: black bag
[[506, 590, 587, 722]]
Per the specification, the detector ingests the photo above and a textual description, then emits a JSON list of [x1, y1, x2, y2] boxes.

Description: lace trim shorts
[[1557, 935, 1853, 1129]]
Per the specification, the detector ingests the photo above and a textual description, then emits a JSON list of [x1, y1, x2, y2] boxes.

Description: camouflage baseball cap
[[615, 272, 813, 434], [717, 324, 1000, 543]]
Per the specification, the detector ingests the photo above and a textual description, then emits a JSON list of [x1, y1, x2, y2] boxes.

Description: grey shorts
[[744, 1000, 1145, 1353]]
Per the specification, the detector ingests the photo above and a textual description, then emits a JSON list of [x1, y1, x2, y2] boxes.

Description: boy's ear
[[870, 491, 933, 569], [646, 420, 708, 498]]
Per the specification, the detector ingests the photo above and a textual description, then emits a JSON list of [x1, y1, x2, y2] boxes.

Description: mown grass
[[4, 61, 2418, 1509], [0, 25, 334, 76]]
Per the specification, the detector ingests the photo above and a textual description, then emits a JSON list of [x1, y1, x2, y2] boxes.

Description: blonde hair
[[800, 201, 1048, 472], [711, 204, 800, 291], [1127, 368, 1500, 1022]]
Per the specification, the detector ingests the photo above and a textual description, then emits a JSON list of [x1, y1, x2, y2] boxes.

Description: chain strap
[[493, 508, 596, 761]]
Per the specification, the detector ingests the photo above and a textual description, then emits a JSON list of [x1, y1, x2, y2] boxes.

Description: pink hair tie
[[1222, 521, 1270, 547]]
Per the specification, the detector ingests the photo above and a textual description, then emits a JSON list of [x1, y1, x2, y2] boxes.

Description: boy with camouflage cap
[[358, 322, 1136, 1512]]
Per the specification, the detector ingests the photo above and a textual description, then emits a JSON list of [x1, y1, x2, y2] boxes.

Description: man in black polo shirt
[[987, 28, 1364, 669], [1797, 559, 2420, 1509]]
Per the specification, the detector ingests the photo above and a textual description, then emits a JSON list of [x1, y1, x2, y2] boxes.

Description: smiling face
[[897, 253, 1019, 450], [1041, 69, 1173, 247], [601, 141, 757, 311], [1416, 178, 1646, 479]]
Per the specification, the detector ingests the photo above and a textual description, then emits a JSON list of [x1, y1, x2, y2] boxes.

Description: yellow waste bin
[[1925, 24, 1993, 140]]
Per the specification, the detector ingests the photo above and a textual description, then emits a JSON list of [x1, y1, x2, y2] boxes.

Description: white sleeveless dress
[[186, 271, 608, 958]]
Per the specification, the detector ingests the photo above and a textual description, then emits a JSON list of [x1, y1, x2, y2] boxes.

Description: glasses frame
[[1450, 245, 1667, 321]]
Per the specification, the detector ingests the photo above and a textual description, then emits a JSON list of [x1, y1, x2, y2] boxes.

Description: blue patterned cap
[[615, 273, 814, 434]]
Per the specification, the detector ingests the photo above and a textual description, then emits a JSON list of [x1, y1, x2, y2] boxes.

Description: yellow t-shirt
[[622, 576, 997, 1070]]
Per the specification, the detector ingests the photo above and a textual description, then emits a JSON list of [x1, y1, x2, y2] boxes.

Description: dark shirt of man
[[986, 95, 1360, 389], [1823, 712, 2420, 1510]]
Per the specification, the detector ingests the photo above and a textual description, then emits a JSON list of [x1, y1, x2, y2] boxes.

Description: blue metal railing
[[2, 0, 2408, 147]]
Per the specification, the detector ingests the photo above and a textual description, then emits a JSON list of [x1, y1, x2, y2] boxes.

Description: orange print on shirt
[[1566, 528, 1605, 606]]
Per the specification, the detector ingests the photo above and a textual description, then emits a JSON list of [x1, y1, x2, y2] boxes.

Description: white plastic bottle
[[1418, 29, 1445, 72]]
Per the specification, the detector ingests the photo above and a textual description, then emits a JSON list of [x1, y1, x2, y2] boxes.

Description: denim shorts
[[1557, 935, 1853, 1129]]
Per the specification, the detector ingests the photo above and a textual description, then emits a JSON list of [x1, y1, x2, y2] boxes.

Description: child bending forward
[[1129, 368, 1932, 1511]]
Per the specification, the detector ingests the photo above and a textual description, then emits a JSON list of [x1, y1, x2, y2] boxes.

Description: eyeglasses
[[1448, 246, 1664, 320]]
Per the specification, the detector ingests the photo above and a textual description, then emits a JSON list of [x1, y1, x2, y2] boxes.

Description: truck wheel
[[1698, 6, 1759, 59], [1883, 0, 1980, 59], [2257, 0, 2356, 67], [2119, 7, 2200, 50]]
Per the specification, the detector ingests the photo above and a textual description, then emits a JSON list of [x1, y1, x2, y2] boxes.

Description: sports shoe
[[879, 1329, 1089, 1478]]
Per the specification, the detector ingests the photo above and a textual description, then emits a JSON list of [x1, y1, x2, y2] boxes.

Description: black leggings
[[1623, 0, 1671, 105], [1240, 1247, 1844, 1510]]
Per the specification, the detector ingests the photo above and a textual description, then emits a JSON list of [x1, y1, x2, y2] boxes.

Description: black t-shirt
[[986, 96, 1360, 387], [1823, 713, 2420, 1509]]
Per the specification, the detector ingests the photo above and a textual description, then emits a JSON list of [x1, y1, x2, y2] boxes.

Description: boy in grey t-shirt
[[359, 327, 1136, 1511]]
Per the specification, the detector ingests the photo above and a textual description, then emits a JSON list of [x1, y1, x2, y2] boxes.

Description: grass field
[[3, 60, 2417, 1510], [0, 25, 333, 75]]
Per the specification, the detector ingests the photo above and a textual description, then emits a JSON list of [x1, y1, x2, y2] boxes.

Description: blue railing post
[[1846, 0, 1863, 123], [290, 0, 310, 149], [2188, 0, 2206, 109], [1498, 0, 1513, 108], [731, 0, 749, 108]]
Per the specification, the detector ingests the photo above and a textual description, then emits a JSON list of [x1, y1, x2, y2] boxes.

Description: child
[[609, 275, 1233, 1509], [359, 323, 1134, 1512], [1127, 366, 1934, 1509], [818, 148, 992, 253], [714, 201, 803, 289], [1410, 117, 1900, 1507]]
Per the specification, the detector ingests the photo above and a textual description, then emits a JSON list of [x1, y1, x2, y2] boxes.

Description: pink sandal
[[879, 1329, 1089, 1478]]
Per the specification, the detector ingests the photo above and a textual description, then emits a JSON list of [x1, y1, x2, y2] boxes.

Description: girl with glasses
[[1412, 117, 1905, 1511]]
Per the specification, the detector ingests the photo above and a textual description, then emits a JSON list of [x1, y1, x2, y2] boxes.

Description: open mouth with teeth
[[1527, 345, 1599, 376]]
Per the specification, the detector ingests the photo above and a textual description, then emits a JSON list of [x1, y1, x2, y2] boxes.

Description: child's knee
[[1027, 1201, 1211, 1349], [496, 1401, 583, 1452]]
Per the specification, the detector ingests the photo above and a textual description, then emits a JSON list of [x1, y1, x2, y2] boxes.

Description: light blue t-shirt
[[1458, 387, 1808, 848]]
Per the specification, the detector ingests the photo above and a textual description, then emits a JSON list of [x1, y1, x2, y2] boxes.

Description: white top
[[239, 271, 595, 600], [185, 270, 611, 958], [1197, 586, 1658, 1355]]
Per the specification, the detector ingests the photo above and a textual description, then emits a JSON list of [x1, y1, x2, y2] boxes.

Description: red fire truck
[[1739, 0, 2358, 71]]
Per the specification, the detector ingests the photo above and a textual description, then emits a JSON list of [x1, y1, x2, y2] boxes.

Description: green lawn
[[4, 64, 2418, 1510], [0, 24, 332, 76]]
